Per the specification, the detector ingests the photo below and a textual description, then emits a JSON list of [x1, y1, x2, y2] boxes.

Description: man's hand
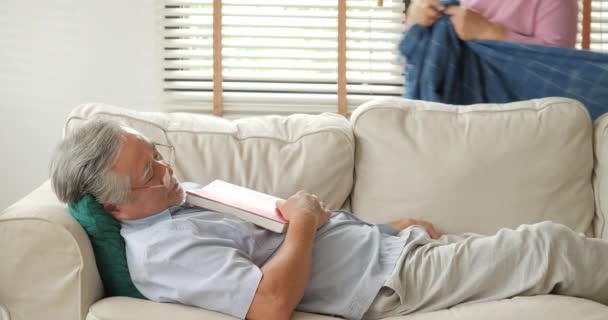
[[444, 6, 507, 41], [248, 191, 329, 320], [407, 0, 446, 27], [389, 218, 440, 239], [276, 191, 331, 229]]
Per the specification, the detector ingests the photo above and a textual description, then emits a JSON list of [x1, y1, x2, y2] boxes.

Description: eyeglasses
[[130, 142, 176, 192], [152, 142, 175, 168]]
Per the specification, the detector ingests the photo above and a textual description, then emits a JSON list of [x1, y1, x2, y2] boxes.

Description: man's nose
[[166, 163, 174, 176], [157, 159, 174, 176]]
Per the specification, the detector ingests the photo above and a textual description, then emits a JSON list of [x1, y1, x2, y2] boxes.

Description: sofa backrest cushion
[[350, 97, 595, 235], [593, 113, 608, 239], [68, 195, 145, 299], [64, 104, 355, 210]]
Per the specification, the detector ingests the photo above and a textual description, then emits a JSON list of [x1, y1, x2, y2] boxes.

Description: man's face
[[104, 129, 185, 220]]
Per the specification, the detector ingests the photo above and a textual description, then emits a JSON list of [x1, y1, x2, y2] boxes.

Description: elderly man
[[50, 119, 608, 320]]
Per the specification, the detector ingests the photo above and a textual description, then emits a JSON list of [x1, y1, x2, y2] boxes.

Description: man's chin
[[172, 185, 187, 206]]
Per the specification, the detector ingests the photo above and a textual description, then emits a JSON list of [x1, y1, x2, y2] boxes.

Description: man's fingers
[[426, 224, 440, 239], [416, 221, 439, 239]]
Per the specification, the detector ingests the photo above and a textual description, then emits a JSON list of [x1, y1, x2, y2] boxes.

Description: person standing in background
[[406, 0, 578, 48]]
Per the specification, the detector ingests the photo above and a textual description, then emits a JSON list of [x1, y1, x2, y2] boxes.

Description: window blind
[[588, 0, 608, 52], [579, 0, 608, 52], [162, 0, 406, 116]]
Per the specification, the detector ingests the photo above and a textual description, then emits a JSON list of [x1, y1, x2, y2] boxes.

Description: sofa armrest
[[0, 181, 103, 320], [594, 114, 608, 240]]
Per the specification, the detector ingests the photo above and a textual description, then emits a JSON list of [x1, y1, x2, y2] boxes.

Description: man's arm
[[246, 191, 330, 320], [246, 215, 317, 320]]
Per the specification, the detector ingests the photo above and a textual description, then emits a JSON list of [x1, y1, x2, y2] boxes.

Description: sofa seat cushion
[[397, 295, 608, 320], [86, 297, 340, 320], [350, 97, 595, 236], [86, 295, 608, 320]]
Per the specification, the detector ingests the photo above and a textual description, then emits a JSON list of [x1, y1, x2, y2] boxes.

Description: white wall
[[0, 0, 163, 210]]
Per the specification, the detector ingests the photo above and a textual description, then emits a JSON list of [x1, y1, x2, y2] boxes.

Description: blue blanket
[[399, 0, 608, 120]]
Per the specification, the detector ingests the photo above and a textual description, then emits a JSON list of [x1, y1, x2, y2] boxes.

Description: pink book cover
[[187, 180, 287, 223]]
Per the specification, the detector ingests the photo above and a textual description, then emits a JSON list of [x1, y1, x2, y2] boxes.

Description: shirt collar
[[120, 206, 181, 229]]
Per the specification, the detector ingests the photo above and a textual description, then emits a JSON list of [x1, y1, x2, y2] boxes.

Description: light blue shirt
[[121, 183, 409, 320]]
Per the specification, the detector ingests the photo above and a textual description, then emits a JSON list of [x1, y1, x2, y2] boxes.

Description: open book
[[186, 180, 288, 233]]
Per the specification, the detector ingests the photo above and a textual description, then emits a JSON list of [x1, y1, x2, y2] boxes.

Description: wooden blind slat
[[582, 0, 592, 49]]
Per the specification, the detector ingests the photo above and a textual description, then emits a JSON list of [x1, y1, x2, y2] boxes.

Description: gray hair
[[50, 119, 131, 204]]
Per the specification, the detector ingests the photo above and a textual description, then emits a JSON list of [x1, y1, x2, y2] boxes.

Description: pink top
[[461, 0, 579, 48]]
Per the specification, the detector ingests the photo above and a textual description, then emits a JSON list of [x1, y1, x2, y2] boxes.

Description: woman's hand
[[389, 218, 440, 239], [444, 6, 507, 41], [276, 191, 331, 229], [407, 0, 446, 27]]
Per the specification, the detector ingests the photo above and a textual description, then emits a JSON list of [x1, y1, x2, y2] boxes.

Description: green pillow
[[68, 195, 146, 299]]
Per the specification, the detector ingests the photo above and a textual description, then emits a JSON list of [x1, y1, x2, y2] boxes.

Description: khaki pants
[[363, 221, 608, 319]]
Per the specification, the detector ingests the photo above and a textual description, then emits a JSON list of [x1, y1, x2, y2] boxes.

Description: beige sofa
[[2, 97, 608, 320]]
